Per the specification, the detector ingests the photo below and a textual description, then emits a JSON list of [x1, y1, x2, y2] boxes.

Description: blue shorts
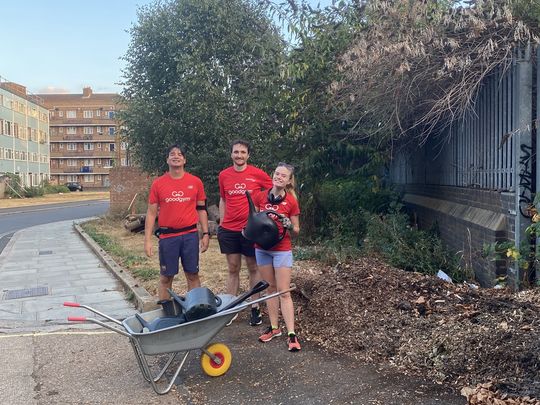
[[255, 249, 293, 268], [158, 232, 199, 276]]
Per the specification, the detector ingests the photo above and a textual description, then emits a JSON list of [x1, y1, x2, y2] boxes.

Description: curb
[[73, 222, 158, 312]]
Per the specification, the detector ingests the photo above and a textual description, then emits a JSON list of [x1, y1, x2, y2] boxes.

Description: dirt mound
[[293, 257, 540, 400]]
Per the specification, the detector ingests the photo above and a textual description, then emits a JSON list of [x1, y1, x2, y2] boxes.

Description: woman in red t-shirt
[[253, 162, 301, 352]]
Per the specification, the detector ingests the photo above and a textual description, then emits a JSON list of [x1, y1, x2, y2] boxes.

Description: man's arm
[[197, 200, 210, 253], [144, 203, 158, 257], [219, 197, 225, 224]]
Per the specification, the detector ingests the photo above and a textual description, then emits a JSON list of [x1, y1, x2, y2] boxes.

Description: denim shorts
[[158, 232, 199, 276], [255, 249, 293, 268]]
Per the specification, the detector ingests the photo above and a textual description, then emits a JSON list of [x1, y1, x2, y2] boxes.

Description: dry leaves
[[293, 257, 540, 402]]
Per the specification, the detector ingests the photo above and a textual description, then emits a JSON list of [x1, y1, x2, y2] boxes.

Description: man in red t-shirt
[[218, 140, 272, 326], [144, 145, 210, 301]]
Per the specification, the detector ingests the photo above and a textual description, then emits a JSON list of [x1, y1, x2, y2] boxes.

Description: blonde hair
[[276, 162, 297, 199]]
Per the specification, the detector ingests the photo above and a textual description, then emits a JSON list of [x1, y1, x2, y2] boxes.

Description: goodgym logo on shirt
[[228, 183, 247, 195], [165, 190, 191, 203]]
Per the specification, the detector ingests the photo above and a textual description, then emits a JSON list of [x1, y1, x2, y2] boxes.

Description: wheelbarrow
[[64, 281, 294, 395]]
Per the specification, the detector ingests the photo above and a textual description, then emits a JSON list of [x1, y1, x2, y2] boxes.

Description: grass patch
[[132, 267, 160, 281]]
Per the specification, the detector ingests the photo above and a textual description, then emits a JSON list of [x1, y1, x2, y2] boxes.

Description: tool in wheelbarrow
[[64, 281, 293, 395], [136, 286, 225, 332], [167, 286, 222, 322]]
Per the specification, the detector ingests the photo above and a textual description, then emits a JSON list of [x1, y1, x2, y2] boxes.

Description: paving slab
[[0, 220, 135, 332]]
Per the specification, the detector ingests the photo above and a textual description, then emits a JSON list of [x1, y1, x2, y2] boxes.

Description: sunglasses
[[277, 162, 295, 173]]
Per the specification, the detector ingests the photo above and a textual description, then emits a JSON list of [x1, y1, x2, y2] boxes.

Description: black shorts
[[217, 226, 255, 257]]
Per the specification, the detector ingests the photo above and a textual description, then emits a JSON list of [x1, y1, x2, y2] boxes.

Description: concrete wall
[[109, 167, 154, 216], [397, 184, 514, 286]]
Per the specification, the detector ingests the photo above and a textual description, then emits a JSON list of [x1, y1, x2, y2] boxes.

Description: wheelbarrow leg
[[130, 339, 190, 395]]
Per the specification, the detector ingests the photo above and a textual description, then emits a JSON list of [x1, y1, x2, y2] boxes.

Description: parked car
[[65, 182, 83, 192]]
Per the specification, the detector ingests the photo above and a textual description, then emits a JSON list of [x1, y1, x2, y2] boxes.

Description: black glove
[[280, 216, 292, 230]]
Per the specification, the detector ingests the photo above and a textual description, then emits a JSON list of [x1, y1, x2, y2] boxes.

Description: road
[[0, 200, 109, 254]]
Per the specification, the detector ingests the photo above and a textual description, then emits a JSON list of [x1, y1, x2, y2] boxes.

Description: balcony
[[50, 118, 117, 126], [50, 150, 115, 158], [56, 166, 111, 174]]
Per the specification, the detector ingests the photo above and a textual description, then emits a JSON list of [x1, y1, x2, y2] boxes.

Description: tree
[[119, 0, 287, 202]]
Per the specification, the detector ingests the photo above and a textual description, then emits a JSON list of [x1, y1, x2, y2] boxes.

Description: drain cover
[[4, 286, 49, 300], [38, 250, 53, 255]]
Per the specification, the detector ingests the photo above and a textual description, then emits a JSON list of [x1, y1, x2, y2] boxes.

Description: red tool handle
[[68, 316, 87, 322], [64, 302, 80, 307]]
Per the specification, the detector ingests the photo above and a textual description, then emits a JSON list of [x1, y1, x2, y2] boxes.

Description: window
[[67, 110, 76, 118], [97, 143, 102, 149], [67, 143, 76, 151], [96, 159, 102, 165], [59, 127, 64, 133], [108, 127, 115, 135], [83, 143, 94, 151], [59, 143, 64, 149], [68, 175, 77, 182], [95, 110, 101, 117], [121, 158, 127, 166], [67, 127, 76, 134], [83, 110, 93, 118], [84, 127, 93, 134], [107, 111, 115, 119], [104, 159, 114, 167], [84, 175, 93, 182], [96, 175, 101, 181], [4, 121, 12, 136], [109, 143, 115, 152], [96, 126, 102, 134], [67, 159, 77, 166], [120, 142, 127, 150], [58, 110, 64, 117], [50, 111, 55, 118], [84, 159, 94, 166]]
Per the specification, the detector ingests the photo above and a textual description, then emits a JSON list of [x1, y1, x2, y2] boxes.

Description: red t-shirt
[[252, 190, 300, 251], [219, 165, 272, 231], [148, 172, 206, 239]]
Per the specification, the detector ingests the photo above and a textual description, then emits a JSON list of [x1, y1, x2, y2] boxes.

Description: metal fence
[[390, 47, 535, 193]]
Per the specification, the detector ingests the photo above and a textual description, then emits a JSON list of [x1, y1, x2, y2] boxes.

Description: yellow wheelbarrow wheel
[[201, 343, 232, 377]]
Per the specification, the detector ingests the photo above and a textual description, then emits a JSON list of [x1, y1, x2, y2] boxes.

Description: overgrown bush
[[3, 173, 24, 198], [364, 205, 465, 281], [42, 181, 70, 194], [23, 186, 44, 198], [311, 177, 398, 244]]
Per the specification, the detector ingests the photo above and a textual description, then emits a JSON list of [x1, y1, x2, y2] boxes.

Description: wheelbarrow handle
[[63, 301, 123, 325], [219, 280, 269, 312], [66, 316, 132, 338]]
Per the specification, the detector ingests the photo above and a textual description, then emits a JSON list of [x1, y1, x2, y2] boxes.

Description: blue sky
[[1, 0, 334, 95]]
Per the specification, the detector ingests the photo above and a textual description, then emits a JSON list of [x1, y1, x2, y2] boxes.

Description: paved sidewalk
[[0, 219, 135, 332]]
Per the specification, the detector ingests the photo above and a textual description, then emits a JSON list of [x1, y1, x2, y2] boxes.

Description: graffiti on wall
[[518, 143, 533, 218]]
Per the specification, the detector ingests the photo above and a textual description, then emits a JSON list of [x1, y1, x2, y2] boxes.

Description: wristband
[[202, 232, 210, 236]]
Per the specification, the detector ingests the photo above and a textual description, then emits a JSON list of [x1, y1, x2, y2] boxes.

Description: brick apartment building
[[39, 87, 127, 189], [0, 79, 50, 187]]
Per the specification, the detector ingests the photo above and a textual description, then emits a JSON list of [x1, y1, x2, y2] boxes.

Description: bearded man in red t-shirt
[[218, 140, 272, 326], [144, 145, 210, 301]]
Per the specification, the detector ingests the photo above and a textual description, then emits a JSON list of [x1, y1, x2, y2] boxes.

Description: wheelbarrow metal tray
[[123, 294, 238, 355]]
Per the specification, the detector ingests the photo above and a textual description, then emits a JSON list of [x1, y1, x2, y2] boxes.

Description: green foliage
[[364, 206, 464, 280], [132, 267, 159, 281], [23, 186, 44, 198], [42, 180, 70, 194], [3, 173, 23, 198], [120, 0, 287, 202]]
